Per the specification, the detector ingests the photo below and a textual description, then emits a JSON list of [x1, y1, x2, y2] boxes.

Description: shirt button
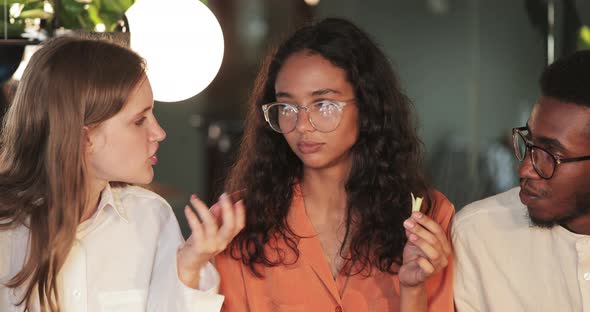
[[335, 306, 343, 312], [584, 272, 590, 281], [73, 289, 80, 297]]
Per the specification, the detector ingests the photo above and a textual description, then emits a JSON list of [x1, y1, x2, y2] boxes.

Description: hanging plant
[[0, 1, 50, 39], [0, 0, 135, 38], [52, 0, 134, 32]]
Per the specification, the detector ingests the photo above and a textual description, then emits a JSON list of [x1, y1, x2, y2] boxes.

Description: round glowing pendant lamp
[[126, 0, 224, 102]]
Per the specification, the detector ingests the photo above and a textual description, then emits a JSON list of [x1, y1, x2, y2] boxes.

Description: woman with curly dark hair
[[215, 18, 454, 311]]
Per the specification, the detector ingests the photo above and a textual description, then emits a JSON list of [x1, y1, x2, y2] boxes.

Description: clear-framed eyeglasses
[[261, 99, 354, 134], [512, 126, 590, 179]]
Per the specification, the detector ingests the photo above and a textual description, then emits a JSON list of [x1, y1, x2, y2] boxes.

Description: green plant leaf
[[0, 19, 26, 38], [3, 0, 133, 33], [102, 0, 133, 13], [578, 25, 590, 50], [22, 1, 44, 11], [59, 0, 86, 29], [86, 4, 104, 28], [100, 11, 124, 31], [18, 8, 51, 19], [4, 0, 26, 5]]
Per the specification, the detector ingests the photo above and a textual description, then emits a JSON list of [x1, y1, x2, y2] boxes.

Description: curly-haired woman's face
[[274, 51, 359, 172]]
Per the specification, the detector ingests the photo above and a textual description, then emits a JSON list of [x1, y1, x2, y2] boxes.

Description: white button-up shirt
[[453, 187, 590, 312], [0, 184, 224, 312]]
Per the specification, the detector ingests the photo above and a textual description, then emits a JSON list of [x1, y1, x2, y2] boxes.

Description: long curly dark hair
[[225, 18, 431, 277]]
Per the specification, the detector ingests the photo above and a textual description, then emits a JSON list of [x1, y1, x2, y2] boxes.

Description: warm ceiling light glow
[[126, 0, 224, 102], [12, 45, 41, 81], [304, 0, 320, 6], [9, 3, 23, 17], [43, 2, 54, 14], [95, 23, 106, 32]]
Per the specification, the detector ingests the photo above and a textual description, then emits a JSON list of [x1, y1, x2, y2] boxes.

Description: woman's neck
[[301, 166, 349, 221], [81, 179, 108, 222]]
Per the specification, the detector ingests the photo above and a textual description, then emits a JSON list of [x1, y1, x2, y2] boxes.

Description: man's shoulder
[[453, 187, 526, 236]]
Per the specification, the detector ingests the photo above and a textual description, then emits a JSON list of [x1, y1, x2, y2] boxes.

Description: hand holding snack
[[399, 194, 451, 287], [411, 192, 423, 212]]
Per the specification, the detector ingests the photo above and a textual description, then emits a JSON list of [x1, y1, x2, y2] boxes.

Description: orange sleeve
[[425, 189, 455, 312], [215, 252, 249, 312]]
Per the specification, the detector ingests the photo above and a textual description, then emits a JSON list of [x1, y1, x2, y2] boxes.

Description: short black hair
[[540, 49, 590, 106]]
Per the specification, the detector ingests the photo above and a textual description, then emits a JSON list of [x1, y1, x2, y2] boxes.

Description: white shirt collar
[[93, 183, 129, 223]]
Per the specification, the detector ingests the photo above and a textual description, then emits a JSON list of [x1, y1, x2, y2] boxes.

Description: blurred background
[[1, 0, 589, 236]]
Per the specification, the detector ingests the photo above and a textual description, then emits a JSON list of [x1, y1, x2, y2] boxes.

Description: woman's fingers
[[407, 233, 448, 269], [404, 212, 451, 256], [209, 202, 222, 225], [403, 213, 451, 272], [186, 193, 246, 250], [410, 211, 452, 256], [404, 218, 439, 249], [217, 193, 238, 244], [189, 195, 219, 239], [184, 205, 204, 242], [234, 200, 246, 235], [416, 256, 435, 279]]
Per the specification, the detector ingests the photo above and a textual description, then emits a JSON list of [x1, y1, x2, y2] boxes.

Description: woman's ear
[[83, 126, 93, 153]]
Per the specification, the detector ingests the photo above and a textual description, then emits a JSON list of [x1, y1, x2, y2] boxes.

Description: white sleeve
[[146, 207, 224, 312], [452, 225, 482, 312], [0, 230, 11, 312], [0, 228, 23, 312]]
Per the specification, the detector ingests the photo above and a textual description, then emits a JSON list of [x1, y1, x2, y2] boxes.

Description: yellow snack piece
[[411, 192, 423, 212]]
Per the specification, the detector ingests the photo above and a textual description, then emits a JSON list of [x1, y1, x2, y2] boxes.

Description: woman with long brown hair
[[216, 18, 454, 311], [0, 36, 244, 312]]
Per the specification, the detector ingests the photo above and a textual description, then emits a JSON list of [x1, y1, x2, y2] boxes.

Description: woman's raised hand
[[176, 193, 246, 288]]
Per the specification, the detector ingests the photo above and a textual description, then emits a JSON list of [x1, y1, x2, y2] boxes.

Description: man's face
[[518, 96, 590, 233]]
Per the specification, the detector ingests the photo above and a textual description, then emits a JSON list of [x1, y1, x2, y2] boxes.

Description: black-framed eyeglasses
[[512, 126, 590, 179], [261, 99, 354, 134]]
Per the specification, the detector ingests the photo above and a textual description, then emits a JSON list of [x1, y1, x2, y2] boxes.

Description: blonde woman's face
[[86, 78, 166, 185]]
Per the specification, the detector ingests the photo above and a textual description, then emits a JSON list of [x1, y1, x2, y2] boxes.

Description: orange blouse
[[215, 188, 455, 312]]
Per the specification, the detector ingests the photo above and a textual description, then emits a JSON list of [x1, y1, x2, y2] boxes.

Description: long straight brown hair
[[0, 36, 146, 311]]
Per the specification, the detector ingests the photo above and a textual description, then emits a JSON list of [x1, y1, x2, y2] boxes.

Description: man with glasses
[[453, 50, 590, 311]]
